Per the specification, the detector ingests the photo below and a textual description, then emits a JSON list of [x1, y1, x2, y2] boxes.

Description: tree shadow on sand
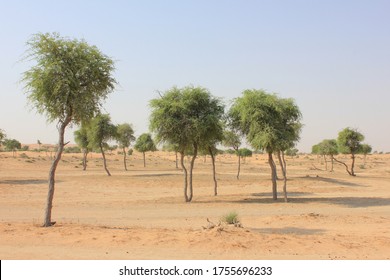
[[297, 176, 367, 187], [251, 227, 326, 235], [0, 179, 49, 185], [238, 195, 390, 208]]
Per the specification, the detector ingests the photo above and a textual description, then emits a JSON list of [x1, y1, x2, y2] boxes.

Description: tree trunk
[[236, 149, 241, 180], [180, 151, 189, 202], [43, 117, 71, 227], [271, 155, 279, 180], [143, 152, 146, 167], [330, 155, 334, 172], [175, 151, 178, 169], [188, 143, 198, 202], [100, 144, 111, 176], [277, 151, 288, 202], [82, 149, 88, 171], [268, 152, 278, 200], [209, 146, 218, 196], [333, 157, 354, 176], [323, 155, 328, 170], [122, 147, 127, 171], [351, 153, 356, 176]]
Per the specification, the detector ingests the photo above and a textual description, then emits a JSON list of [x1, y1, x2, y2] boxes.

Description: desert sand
[[0, 149, 389, 259]]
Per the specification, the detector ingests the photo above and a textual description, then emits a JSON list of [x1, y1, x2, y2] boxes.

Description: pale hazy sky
[[1, 0, 389, 152]]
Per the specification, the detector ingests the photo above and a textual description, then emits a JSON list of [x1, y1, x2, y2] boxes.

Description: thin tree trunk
[[330, 155, 334, 172], [209, 146, 218, 196], [188, 143, 198, 202], [43, 117, 71, 227], [277, 151, 288, 202], [351, 153, 356, 176], [236, 148, 241, 180], [143, 152, 146, 167], [100, 144, 111, 176], [272, 154, 279, 180], [175, 151, 178, 169], [180, 151, 189, 202], [268, 152, 278, 200], [122, 147, 127, 171], [82, 149, 88, 171], [323, 155, 328, 170], [333, 157, 354, 176]]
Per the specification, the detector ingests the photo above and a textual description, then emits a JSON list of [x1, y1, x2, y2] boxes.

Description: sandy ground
[[0, 149, 389, 260]]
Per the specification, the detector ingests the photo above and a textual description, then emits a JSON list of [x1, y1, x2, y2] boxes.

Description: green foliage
[[285, 148, 298, 157], [337, 128, 364, 155], [116, 123, 135, 149], [22, 32, 117, 125], [224, 149, 236, 154], [149, 85, 225, 153], [64, 146, 82, 153], [87, 114, 117, 150], [360, 144, 372, 155], [134, 133, 157, 153], [238, 148, 252, 158], [21, 145, 30, 151], [229, 89, 302, 153], [127, 148, 133, 156], [313, 139, 338, 156], [74, 125, 90, 151], [222, 129, 241, 151], [3, 139, 22, 151], [222, 211, 240, 225], [0, 129, 6, 144]]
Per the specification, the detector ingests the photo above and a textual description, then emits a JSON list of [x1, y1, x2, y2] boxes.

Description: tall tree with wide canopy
[[134, 133, 157, 167], [74, 125, 90, 171], [335, 127, 365, 176], [150, 85, 225, 202], [88, 114, 117, 176], [22, 33, 116, 226], [116, 123, 136, 171], [229, 89, 302, 201]]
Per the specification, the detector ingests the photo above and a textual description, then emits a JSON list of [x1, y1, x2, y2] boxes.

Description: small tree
[[285, 148, 298, 157], [134, 133, 156, 167], [163, 142, 180, 169], [88, 114, 117, 176], [238, 148, 252, 163], [74, 125, 90, 171], [4, 139, 22, 157], [335, 127, 364, 176], [116, 123, 136, 171], [229, 89, 302, 201], [150, 85, 225, 202], [360, 143, 372, 165], [223, 129, 242, 179]]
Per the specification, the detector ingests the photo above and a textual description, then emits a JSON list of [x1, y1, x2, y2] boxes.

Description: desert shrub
[[222, 211, 239, 225], [21, 145, 29, 151], [64, 146, 81, 153], [19, 153, 29, 159]]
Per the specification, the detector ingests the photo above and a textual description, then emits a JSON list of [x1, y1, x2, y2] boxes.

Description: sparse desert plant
[[222, 211, 240, 225]]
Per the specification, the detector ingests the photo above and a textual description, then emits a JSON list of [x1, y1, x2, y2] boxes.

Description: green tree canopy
[[115, 123, 135, 171], [149, 85, 225, 202], [3, 139, 22, 152], [336, 127, 365, 176], [134, 133, 157, 167], [229, 89, 302, 201], [74, 124, 90, 171], [0, 129, 6, 145], [21, 32, 117, 227]]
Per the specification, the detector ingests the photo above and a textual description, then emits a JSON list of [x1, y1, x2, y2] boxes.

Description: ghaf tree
[[22, 33, 116, 227]]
